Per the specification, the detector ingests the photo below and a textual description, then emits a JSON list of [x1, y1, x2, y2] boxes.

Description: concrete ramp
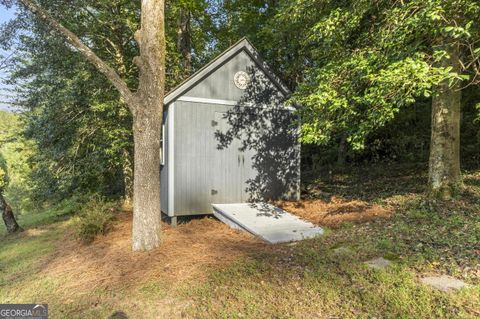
[[212, 203, 324, 244]]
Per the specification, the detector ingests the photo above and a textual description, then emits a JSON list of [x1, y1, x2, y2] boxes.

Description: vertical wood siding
[[164, 48, 300, 216]]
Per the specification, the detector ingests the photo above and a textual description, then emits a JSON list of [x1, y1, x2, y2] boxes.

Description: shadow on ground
[[109, 311, 128, 319], [302, 163, 429, 202]]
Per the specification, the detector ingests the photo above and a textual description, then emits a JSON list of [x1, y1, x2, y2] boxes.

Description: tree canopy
[[282, 0, 480, 149], [0, 0, 478, 208]]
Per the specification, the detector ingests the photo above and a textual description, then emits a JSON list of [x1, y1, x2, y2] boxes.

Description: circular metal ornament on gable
[[234, 71, 251, 90]]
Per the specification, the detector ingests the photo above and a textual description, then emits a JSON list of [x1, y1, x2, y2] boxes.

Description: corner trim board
[[168, 103, 175, 217]]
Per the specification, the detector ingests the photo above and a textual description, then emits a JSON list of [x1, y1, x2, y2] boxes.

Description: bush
[[74, 196, 117, 243]]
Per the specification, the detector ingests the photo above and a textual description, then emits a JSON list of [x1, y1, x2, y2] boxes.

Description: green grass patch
[[138, 280, 169, 299], [183, 259, 478, 318], [0, 225, 64, 294], [0, 166, 478, 318], [0, 197, 81, 236], [179, 168, 480, 318], [181, 236, 479, 318]]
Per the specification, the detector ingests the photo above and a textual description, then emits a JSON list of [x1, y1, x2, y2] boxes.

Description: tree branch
[[0, 52, 14, 71], [18, 0, 138, 113]]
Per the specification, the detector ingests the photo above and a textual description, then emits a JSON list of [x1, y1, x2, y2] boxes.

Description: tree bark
[[19, 0, 166, 250], [1, 193, 22, 233], [131, 109, 162, 250], [428, 42, 462, 199], [177, 8, 192, 77], [337, 134, 347, 166], [130, 0, 165, 251], [122, 147, 134, 205]]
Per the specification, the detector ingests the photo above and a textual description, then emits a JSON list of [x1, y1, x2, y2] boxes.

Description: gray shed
[[161, 38, 300, 225]]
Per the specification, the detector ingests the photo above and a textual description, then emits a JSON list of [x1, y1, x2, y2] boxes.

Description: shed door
[[212, 112, 244, 203]]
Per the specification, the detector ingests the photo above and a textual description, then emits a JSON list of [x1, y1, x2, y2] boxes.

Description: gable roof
[[164, 38, 291, 105]]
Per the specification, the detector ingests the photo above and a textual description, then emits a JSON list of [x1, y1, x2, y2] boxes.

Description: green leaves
[[0, 155, 7, 191], [475, 103, 480, 123], [0, 0, 227, 204], [283, 0, 480, 151], [0, 111, 32, 206], [443, 25, 471, 39]]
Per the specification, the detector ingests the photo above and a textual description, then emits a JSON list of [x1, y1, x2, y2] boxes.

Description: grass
[[181, 252, 477, 318], [303, 162, 429, 203], [179, 170, 480, 318], [0, 228, 61, 288], [0, 197, 81, 236], [0, 164, 479, 318]]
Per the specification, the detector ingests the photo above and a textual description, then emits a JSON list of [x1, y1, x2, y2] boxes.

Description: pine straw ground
[[1, 165, 479, 318], [278, 197, 392, 226], [35, 197, 393, 293]]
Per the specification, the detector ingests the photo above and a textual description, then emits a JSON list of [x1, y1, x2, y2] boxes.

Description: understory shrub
[[74, 196, 117, 243]]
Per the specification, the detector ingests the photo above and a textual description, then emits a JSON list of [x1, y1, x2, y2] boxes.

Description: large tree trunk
[[0, 193, 22, 233], [18, 0, 166, 250], [131, 109, 162, 250], [131, 0, 166, 251], [428, 42, 462, 199]]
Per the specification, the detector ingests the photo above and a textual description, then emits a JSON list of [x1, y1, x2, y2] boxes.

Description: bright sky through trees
[[0, 6, 15, 111]]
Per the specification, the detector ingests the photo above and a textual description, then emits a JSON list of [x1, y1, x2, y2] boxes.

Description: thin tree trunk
[[428, 42, 462, 199], [177, 8, 192, 77], [0, 193, 22, 233], [337, 134, 347, 166], [106, 25, 134, 207]]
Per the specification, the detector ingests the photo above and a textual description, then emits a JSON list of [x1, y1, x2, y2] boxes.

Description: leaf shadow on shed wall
[[215, 66, 300, 211]]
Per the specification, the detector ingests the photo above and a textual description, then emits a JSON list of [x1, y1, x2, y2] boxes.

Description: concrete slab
[[365, 257, 392, 270], [420, 275, 469, 292], [212, 203, 324, 244]]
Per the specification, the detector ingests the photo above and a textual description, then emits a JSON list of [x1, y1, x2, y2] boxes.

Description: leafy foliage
[[0, 0, 218, 205], [0, 0, 479, 208], [0, 111, 34, 212], [282, 0, 480, 150], [74, 196, 116, 243], [206, 0, 480, 166], [0, 153, 7, 191]]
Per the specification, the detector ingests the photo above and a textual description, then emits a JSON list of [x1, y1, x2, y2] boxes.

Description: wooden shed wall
[[182, 50, 257, 101], [173, 101, 234, 215], [163, 47, 300, 217]]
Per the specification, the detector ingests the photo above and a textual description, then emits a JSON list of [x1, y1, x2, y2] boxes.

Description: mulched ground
[[278, 197, 392, 227], [38, 197, 391, 296]]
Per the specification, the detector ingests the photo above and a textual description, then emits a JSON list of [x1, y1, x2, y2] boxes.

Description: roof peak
[[164, 38, 290, 105]]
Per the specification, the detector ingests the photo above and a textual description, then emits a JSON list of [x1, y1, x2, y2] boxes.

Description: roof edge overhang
[[164, 38, 291, 106]]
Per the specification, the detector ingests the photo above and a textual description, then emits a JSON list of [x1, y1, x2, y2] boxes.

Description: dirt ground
[[39, 197, 391, 298]]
